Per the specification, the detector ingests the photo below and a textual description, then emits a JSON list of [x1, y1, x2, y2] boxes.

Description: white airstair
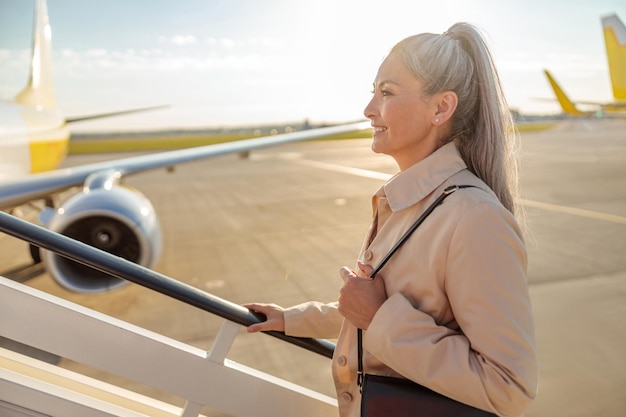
[[0, 212, 338, 417]]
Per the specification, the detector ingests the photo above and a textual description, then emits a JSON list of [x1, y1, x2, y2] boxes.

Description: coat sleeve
[[284, 301, 343, 339], [364, 201, 538, 417]]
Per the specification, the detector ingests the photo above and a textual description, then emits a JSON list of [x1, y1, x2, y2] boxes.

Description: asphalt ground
[[1, 119, 625, 416]]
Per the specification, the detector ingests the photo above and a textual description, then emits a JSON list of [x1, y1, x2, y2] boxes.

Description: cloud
[[204, 37, 284, 49], [158, 35, 198, 46], [157, 35, 283, 49], [0, 49, 29, 63]]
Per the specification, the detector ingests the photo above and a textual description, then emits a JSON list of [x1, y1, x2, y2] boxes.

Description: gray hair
[[390, 23, 519, 215]]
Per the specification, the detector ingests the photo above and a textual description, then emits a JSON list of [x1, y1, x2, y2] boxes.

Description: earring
[[434, 118, 440, 123]]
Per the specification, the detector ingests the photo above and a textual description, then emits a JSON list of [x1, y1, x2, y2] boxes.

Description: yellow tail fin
[[543, 70, 584, 116], [602, 14, 626, 101]]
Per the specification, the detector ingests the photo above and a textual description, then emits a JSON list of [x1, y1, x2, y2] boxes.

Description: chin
[[370, 137, 382, 152]]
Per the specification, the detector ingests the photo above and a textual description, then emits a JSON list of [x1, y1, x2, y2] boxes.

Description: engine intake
[[41, 184, 162, 293]]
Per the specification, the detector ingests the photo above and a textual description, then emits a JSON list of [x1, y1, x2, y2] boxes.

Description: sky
[[1, 0, 625, 132]]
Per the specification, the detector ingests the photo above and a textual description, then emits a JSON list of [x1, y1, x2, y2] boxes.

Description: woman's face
[[364, 52, 442, 170]]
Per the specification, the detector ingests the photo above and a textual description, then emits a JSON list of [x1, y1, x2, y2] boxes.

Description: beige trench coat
[[284, 142, 538, 417]]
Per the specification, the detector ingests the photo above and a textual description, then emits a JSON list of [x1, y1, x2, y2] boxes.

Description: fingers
[[339, 262, 375, 282], [338, 262, 387, 329], [339, 266, 355, 282], [357, 261, 375, 278], [243, 303, 285, 333], [243, 303, 264, 333], [243, 303, 269, 315], [247, 322, 271, 333]]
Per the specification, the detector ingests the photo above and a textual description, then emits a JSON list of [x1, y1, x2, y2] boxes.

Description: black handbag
[[358, 185, 496, 417], [360, 374, 495, 417]]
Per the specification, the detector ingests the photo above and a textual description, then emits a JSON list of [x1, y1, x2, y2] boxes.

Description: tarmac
[[1, 119, 625, 416]]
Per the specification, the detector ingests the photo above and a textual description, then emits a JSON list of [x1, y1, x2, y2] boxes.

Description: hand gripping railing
[[0, 210, 335, 358]]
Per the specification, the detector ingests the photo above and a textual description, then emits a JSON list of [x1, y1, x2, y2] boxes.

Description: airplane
[[0, 0, 369, 294], [541, 69, 626, 118], [0, 0, 169, 180], [543, 13, 626, 117]]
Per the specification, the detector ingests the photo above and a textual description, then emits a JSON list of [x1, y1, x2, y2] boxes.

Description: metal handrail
[[0, 211, 335, 358]]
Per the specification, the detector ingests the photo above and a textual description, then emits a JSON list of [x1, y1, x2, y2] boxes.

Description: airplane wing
[[0, 121, 370, 294], [569, 100, 626, 109], [0, 121, 369, 210], [65, 105, 170, 123]]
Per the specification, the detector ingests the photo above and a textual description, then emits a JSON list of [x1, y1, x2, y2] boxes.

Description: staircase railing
[[0, 211, 335, 358], [0, 210, 338, 416]]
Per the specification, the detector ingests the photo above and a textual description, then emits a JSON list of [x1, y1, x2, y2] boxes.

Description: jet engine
[[40, 172, 162, 293]]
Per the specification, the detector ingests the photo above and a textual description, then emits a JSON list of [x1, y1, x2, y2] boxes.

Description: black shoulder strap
[[357, 184, 475, 390]]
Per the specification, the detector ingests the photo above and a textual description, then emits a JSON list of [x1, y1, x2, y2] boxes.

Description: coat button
[[363, 250, 373, 261], [337, 355, 347, 366], [341, 392, 353, 402]]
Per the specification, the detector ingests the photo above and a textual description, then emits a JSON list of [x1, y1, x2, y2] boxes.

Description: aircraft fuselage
[[0, 101, 69, 181]]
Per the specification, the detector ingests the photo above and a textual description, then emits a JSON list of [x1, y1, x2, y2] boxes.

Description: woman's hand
[[338, 261, 387, 329], [244, 303, 285, 333]]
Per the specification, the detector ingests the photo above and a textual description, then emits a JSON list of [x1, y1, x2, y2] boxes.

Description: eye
[[370, 88, 392, 97]]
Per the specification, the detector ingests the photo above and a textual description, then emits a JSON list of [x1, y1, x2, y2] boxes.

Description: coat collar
[[375, 142, 468, 212]]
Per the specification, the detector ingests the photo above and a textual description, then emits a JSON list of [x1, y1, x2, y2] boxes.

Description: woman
[[245, 22, 538, 417]]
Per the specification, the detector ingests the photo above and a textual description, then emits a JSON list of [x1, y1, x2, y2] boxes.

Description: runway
[[1, 119, 625, 416]]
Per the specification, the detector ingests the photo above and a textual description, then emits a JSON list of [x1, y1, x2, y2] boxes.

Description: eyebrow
[[373, 80, 401, 89]]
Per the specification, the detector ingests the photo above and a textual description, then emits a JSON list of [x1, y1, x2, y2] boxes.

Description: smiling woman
[[245, 21, 538, 417]]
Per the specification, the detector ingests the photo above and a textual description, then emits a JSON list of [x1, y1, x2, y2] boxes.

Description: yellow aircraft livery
[[603, 14, 626, 105], [544, 13, 626, 117]]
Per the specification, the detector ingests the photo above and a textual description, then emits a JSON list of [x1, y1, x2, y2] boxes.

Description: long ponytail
[[390, 23, 520, 216]]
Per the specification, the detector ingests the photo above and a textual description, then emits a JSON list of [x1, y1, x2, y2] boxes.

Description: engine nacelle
[[41, 184, 162, 293]]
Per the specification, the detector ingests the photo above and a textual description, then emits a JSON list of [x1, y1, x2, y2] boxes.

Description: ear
[[433, 91, 458, 125]]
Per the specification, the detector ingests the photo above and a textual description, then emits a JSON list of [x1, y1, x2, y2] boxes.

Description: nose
[[363, 95, 377, 120]]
